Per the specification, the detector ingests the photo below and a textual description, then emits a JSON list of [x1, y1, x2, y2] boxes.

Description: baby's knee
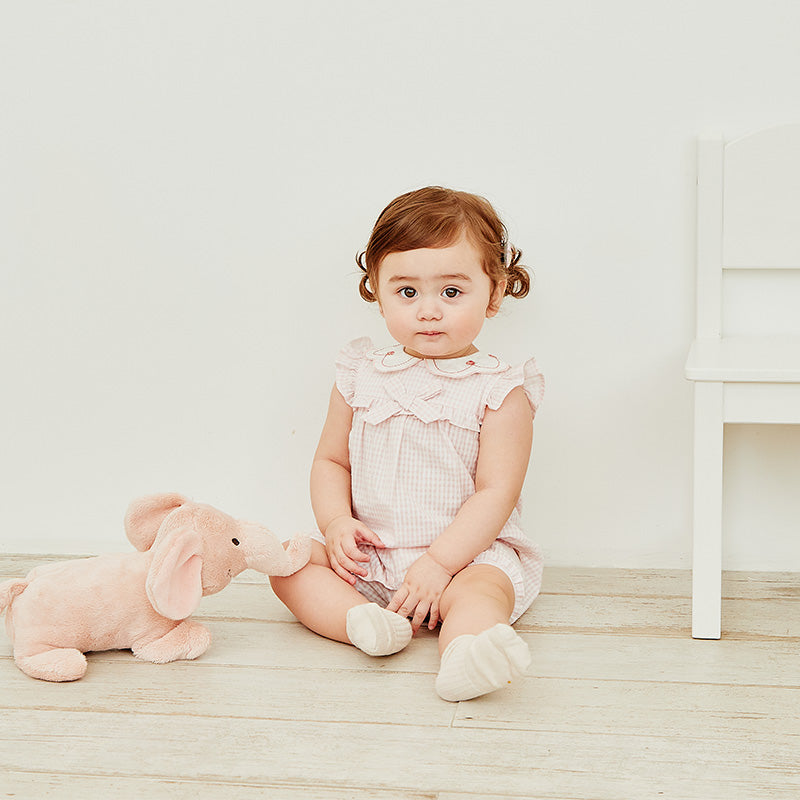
[[442, 565, 515, 612]]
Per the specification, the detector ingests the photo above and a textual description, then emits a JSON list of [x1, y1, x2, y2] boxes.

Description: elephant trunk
[[238, 525, 312, 578]]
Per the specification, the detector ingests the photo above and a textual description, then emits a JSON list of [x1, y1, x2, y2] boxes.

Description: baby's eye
[[399, 287, 417, 299], [442, 287, 461, 299]]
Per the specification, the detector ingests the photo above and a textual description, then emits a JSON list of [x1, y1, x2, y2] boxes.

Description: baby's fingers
[[388, 590, 428, 633], [356, 527, 385, 549], [334, 547, 369, 583], [327, 548, 363, 584], [329, 556, 358, 585], [343, 539, 371, 564], [427, 600, 441, 631], [386, 587, 408, 616], [410, 601, 430, 635]]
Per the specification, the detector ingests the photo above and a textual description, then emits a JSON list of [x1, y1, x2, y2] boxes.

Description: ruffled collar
[[367, 344, 508, 376]]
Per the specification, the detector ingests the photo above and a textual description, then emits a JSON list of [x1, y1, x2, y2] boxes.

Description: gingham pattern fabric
[[314, 337, 545, 623]]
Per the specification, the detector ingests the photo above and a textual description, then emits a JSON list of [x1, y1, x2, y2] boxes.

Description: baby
[[271, 186, 544, 701]]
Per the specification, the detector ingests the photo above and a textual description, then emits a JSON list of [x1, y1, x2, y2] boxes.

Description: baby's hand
[[387, 553, 453, 634], [324, 516, 384, 585]]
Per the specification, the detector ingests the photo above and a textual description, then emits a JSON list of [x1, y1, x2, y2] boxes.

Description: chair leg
[[691, 382, 724, 639]]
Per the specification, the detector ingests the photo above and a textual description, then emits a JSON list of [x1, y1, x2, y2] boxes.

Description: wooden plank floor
[[2, 555, 799, 799]]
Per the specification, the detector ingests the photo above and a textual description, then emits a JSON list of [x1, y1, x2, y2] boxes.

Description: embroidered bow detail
[[365, 375, 443, 425]]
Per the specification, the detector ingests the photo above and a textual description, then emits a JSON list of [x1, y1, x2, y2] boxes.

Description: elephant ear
[[145, 523, 203, 620], [125, 493, 188, 551]]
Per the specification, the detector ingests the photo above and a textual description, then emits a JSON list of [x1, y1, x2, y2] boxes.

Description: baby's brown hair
[[357, 186, 530, 303]]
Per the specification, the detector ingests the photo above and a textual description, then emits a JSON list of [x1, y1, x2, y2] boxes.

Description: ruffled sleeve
[[486, 357, 545, 417], [334, 337, 373, 405]]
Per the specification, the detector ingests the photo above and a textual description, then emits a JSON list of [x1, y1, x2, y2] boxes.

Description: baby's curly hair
[[356, 186, 530, 303]]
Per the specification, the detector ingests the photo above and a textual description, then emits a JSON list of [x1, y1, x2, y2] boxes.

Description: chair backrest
[[696, 124, 800, 339]]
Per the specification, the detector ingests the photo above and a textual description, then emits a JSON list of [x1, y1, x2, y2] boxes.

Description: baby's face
[[375, 236, 504, 360]]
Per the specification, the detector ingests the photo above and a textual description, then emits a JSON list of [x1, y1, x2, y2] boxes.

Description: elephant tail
[[0, 579, 28, 614]]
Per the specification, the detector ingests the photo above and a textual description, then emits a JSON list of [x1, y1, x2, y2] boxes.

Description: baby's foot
[[346, 603, 413, 656], [435, 623, 531, 702]]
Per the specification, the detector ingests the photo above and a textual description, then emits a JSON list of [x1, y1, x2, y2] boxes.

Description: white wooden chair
[[685, 124, 800, 639]]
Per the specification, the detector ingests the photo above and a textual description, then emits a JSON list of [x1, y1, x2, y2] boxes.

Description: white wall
[[2, 1, 800, 568]]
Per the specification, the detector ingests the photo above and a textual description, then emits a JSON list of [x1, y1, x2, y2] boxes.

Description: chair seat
[[686, 335, 800, 382]]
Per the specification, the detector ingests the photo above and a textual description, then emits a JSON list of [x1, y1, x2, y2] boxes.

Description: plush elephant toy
[[0, 493, 311, 682]]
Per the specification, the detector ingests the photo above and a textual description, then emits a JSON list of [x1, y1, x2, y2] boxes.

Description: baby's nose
[[417, 296, 443, 320]]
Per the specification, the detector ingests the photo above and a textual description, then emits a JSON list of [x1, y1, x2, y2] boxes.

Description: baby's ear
[[486, 280, 506, 318]]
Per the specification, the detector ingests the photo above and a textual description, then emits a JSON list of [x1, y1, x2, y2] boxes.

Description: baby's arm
[[387, 386, 533, 629], [429, 385, 533, 572], [311, 385, 384, 584]]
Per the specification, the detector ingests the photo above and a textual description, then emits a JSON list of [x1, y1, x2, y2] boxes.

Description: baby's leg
[[435, 564, 530, 701], [270, 541, 411, 656]]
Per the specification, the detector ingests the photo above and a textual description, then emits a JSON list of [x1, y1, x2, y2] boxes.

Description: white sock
[[435, 623, 531, 702], [345, 603, 413, 657]]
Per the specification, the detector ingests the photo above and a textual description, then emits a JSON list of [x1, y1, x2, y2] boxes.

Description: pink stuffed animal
[[0, 493, 311, 681]]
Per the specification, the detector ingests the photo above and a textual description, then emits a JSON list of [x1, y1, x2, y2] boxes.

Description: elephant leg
[[132, 620, 211, 664], [15, 647, 88, 682]]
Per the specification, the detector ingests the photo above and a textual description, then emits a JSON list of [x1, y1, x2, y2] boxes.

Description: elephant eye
[[231, 538, 240, 546]]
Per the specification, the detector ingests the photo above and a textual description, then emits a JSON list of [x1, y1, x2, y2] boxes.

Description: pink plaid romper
[[312, 337, 545, 623]]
